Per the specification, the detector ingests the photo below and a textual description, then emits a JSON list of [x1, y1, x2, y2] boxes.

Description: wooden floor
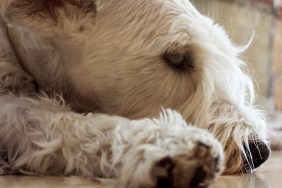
[[215, 151, 281, 188], [0, 151, 281, 188]]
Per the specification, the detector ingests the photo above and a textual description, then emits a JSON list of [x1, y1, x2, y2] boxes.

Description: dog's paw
[[151, 143, 222, 188], [119, 125, 224, 188]]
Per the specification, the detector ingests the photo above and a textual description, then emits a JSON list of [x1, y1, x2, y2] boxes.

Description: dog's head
[[1, 0, 270, 174]]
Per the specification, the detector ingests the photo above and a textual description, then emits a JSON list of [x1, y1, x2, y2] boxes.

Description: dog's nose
[[243, 141, 271, 170]]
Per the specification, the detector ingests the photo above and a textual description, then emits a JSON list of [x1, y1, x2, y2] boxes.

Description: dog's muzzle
[[242, 140, 271, 172]]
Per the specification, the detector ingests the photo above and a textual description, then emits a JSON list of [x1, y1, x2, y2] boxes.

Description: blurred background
[[191, 0, 282, 115]]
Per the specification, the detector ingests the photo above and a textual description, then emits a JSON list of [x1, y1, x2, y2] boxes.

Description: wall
[[272, 19, 282, 110]]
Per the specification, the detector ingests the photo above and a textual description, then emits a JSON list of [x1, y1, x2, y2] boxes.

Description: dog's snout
[[243, 141, 271, 171]]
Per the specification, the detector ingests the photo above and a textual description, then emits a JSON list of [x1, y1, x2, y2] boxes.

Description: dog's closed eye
[[163, 51, 194, 70]]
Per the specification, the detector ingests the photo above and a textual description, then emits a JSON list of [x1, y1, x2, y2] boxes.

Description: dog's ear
[[1, 0, 97, 37]]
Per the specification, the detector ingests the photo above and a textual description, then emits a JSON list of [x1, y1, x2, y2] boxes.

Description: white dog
[[0, 0, 270, 187]]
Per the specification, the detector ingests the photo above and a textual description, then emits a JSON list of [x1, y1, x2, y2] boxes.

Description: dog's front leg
[[0, 94, 224, 188]]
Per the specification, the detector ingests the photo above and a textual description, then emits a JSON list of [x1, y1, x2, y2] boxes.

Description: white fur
[[0, 0, 268, 187]]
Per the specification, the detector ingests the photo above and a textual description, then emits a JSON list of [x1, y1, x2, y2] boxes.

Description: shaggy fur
[[0, 0, 270, 187]]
